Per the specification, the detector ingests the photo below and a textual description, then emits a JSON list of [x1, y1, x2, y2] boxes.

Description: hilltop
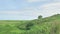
[[0, 14, 60, 34]]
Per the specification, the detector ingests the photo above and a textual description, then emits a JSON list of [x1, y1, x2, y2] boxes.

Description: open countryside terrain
[[0, 14, 60, 34]]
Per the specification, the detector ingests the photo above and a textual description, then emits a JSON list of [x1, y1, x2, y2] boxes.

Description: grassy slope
[[0, 14, 60, 34], [0, 20, 29, 34]]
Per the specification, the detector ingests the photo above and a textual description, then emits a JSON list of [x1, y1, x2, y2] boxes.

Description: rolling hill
[[0, 14, 60, 34]]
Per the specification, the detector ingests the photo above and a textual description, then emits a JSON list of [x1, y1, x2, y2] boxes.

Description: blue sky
[[0, 0, 60, 20]]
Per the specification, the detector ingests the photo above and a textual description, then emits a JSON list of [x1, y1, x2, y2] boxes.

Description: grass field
[[0, 14, 60, 34]]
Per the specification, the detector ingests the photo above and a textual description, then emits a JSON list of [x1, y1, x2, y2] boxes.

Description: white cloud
[[0, 11, 21, 15], [3, 2, 60, 18], [0, 9, 41, 17], [1, 2, 60, 20], [26, 0, 47, 3], [54, 0, 60, 1], [27, 0, 39, 2], [0, 10, 42, 20], [22, 2, 60, 18], [26, 0, 60, 3], [39, 2, 60, 17]]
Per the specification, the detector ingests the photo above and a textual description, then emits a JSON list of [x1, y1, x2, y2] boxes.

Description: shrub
[[17, 22, 34, 30]]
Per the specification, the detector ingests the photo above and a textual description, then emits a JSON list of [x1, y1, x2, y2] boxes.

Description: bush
[[17, 22, 34, 30]]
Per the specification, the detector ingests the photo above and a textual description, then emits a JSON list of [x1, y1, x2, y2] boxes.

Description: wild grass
[[0, 14, 60, 34]]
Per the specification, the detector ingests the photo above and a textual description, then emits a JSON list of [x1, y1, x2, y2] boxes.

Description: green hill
[[0, 14, 60, 34]]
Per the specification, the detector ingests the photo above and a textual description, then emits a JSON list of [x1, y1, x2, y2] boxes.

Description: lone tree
[[38, 15, 42, 19], [37, 15, 43, 24]]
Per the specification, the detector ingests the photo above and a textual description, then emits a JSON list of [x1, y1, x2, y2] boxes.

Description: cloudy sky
[[0, 0, 60, 20]]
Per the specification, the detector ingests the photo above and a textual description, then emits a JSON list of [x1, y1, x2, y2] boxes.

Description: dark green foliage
[[17, 22, 34, 30], [0, 14, 60, 34], [26, 22, 34, 30], [38, 15, 42, 19]]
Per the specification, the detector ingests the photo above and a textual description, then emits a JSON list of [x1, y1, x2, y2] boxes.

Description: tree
[[38, 15, 42, 19], [37, 15, 43, 24]]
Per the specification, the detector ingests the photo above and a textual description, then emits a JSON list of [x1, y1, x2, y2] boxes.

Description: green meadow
[[0, 14, 60, 34]]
